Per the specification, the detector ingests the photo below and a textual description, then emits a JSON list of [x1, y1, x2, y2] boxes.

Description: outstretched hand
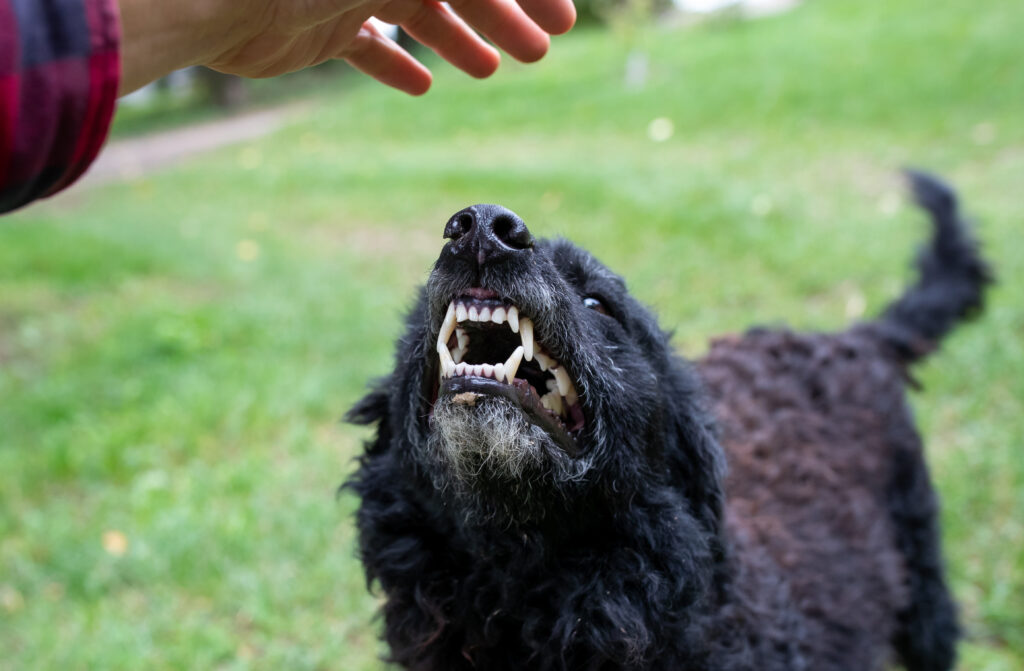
[[118, 0, 577, 96]]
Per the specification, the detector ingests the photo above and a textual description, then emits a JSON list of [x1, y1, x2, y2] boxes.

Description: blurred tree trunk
[[196, 68, 249, 109]]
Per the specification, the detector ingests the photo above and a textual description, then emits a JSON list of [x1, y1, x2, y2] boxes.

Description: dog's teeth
[[553, 366, 572, 397], [481, 363, 494, 378], [438, 341, 456, 377], [455, 362, 468, 376], [456, 327, 469, 350], [507, 306, 519, 333], [546, 379, 558, 393], [455, 303, 469, 323], [540, 391, 564, 415], [494, 362, 505, 382], [504, 346, 524, 383], [520, 318, 534, 362], [469, 306, 479, 322], [534, 351, 556, 372], [564, 383, 578, 407], [437, 302, 456, 351], [452, 346, 467, 364], [491, 307, 506, 324], [479, 307, 492, 322]]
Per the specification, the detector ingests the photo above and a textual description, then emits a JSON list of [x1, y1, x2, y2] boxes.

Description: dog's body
[[346, 173, 990, 670]]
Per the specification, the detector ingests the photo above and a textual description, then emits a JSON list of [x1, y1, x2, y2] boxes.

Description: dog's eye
[[582, 296, 608, 315]]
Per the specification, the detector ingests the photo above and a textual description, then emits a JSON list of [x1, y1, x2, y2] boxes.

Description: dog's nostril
[[444, 212, 475, 241], [492, 213, 533, 251]]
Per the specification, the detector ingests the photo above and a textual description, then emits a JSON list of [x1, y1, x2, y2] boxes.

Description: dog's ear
[[345, 377, 392, 456]]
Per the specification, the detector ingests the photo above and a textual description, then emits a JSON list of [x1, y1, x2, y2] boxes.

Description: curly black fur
[[345, 173, 991, 670]]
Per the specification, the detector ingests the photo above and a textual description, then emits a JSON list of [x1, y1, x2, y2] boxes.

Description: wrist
[[116, 0, 227, 95]]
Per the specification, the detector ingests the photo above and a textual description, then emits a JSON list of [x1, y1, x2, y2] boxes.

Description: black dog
[[346, 172, 990, 671]]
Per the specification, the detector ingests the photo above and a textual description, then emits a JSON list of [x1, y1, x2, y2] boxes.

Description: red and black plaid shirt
[[0, 0, 119, 213]]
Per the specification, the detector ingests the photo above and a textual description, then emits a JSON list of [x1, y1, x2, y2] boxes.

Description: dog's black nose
[[444, 204, 534, 266]]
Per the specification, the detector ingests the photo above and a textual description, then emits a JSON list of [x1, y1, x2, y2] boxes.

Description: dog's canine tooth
[[452, 346, 467, 364], [455, 303, 469, 323], [507, 306, 519, 333], [469, 306, 479, 322], [491, 307, 506, 324], [437, 302, 456, 351], [520, 318, 534, 361], [504, 346, 524, 383], [534, 351, 556, 372], [456, 327, 469, 350], [438, 341, 456, 377], [479, 306, 492, 322]]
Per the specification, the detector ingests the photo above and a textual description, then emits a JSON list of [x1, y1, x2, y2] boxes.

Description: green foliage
[[574, 0, 674, 26], [2, 0, 1022, 668]]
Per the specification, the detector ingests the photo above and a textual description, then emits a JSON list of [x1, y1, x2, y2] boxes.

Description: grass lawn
[[1, 0, 1022, 667]]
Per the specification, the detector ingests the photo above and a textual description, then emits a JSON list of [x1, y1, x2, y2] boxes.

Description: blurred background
[[1, 0, 1021, 668]]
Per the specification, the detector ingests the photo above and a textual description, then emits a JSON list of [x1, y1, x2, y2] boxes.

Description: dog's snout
[[444, 204, 534, 266]]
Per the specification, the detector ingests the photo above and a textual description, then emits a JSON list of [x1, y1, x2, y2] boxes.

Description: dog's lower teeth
[[504, 346, 524, 382]]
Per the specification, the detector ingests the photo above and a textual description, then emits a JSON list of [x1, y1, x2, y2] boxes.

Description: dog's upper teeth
[[491, 307, 506, 324], [507, 306, 519, 333], [520, 318, 534, 362], [469, 305, 480, 321], [437, 302, 456, 352], [456, 303, 468, 322], [534, 351, 555, 372], [479, 307, 491, 322], [438, 341, 456, 376]]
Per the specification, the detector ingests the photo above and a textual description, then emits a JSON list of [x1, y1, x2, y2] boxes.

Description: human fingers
[[377, 1, 501, 79], [515, 0, 576, 35], [445, 0, 551, 64], [341, 22, 433, 95]]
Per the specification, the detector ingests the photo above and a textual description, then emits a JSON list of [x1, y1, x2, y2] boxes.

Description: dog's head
[[349, 205, 724, 531]]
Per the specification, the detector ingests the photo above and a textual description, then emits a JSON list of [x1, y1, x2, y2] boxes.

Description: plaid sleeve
[[0, 0, 120, 213]]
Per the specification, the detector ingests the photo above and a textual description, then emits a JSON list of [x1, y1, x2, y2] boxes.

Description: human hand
[[118, 0, 577, 96]]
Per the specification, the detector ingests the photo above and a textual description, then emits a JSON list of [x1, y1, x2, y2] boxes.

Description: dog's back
[[698, 172, 991, 670]]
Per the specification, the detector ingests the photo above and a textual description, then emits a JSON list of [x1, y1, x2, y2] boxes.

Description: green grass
[[2, 0, 1022, 667]]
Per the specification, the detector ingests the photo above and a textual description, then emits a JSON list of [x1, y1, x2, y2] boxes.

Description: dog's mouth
[[430, 288, 584, 454]]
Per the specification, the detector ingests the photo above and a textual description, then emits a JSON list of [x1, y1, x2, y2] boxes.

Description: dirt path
[[68, 102, 309, 191]]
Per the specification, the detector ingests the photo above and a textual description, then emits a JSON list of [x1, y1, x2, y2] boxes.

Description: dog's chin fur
[[428, 397, 591, 525]]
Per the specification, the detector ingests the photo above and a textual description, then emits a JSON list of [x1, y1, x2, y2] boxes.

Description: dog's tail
[[869, 170, 993, 365]]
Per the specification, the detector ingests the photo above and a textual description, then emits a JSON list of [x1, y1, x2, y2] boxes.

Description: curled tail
[[871, 170, 993, 364]]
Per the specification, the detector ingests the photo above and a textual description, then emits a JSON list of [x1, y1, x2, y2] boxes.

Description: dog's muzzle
[[429, 205, 584, 455]]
